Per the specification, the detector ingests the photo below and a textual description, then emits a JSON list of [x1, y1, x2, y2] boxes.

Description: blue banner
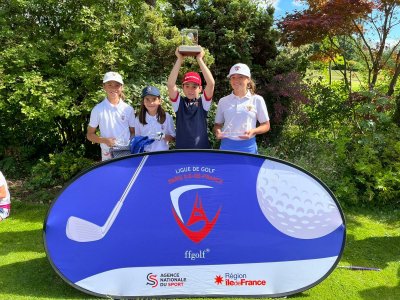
[[44, 150, 345, 298]]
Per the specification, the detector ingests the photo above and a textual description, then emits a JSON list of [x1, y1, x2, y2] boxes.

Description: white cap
[[227, 63, 251, 78], [103, 72, 124, 84]]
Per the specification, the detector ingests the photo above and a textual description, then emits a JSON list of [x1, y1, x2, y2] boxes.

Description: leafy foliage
[[0, 0, 179, 165], [1, 0, 398, 209], [165, 1, 311, 146], [28, 151, 94, 190], [338, 91, 400, 206], [277, 0, 373, 47], [277, 0, 400, 96], [166, 0, 279, 97], [268, 81, 400, 208], [0, 0, 306, 163]]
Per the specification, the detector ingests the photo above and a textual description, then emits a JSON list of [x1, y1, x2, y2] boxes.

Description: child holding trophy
[[214, 63, 270, 154], [167, 30, 215, 149]]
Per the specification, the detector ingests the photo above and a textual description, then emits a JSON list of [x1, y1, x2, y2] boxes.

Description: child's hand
[[215, 129, 224, 140], [196, 47, 205, 60], [163, 134, 175, 142], [175, 47, 184, 60], [103, 137, 116, 147], [239, 129, 255, 140]]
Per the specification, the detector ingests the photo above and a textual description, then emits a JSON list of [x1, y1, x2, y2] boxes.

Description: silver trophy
[[178, 28, 201, 56], [222, 118, 251, 138], [148, 132, 164, 141]]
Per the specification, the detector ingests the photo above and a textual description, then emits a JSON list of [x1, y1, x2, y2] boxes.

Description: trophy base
[[178, 45, 202, 56], [221, 132, 245, 138]]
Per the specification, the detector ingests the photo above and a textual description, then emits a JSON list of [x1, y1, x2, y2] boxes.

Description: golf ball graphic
[[256, 160, 342, 239]]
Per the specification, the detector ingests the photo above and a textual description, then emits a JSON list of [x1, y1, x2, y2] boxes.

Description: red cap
[[182, 72, 202, 86]]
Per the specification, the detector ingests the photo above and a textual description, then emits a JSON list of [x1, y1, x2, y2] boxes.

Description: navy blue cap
[[141, 86, 160, 98]]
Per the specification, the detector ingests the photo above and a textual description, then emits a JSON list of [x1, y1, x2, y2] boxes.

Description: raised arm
[[167, 48, 184, 100], [196, 48, 215, 99]]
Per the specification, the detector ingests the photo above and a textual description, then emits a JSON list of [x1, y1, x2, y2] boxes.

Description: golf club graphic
[[65, 155, 148, 242]]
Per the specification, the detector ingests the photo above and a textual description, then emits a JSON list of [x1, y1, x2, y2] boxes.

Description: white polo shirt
[[215, 91, 269, 140], [0, 171, 10, 206], [134, 112, 176, 152], [89, 98, 135, 159], [170, 93, 212, 112]]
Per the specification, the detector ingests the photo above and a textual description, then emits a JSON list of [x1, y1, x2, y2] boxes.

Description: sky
[[270, 0, 306, 19]]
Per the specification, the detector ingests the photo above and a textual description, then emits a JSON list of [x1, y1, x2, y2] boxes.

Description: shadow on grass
[[287, 292, 309, 298], [359, 266, 400, 300], [0, 257, 96, 299], [0, 229, 44, 255], [342, 234, 400, 300], [341, 211, 363, 228], [6, 201, 50, 223], [343, 235, 400, 269], [343, 207, 400, 228], [0, 202, 49, 255], [0, 203, 96, 298]]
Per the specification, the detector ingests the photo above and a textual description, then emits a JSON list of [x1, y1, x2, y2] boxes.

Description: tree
[[387, 34, 400, 96], [355, 0, 400, 94], [0, 0, 179, 162], [278, 0, 400, 95], [165, 0, 280, 99], [0, 0, 310, 170]]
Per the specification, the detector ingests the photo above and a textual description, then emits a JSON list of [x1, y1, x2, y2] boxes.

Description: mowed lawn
[[306, 69, 364, 89], [0, 201, 399, 300]]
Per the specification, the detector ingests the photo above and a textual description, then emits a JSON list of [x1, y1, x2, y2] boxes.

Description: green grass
[[306, 69, 364, 90], [0, 202, 399, 300]]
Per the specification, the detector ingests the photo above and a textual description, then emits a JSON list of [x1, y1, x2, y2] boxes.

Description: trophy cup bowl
[[178, 28, 201, 56]]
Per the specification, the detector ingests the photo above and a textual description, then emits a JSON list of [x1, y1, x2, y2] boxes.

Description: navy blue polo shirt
[[175, 96, 210, 149]]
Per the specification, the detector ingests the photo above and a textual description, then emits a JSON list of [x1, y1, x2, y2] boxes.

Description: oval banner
[[43, 150, 345, 298]]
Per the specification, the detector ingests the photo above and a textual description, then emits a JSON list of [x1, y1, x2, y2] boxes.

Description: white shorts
[[0, 207, 10, 220]]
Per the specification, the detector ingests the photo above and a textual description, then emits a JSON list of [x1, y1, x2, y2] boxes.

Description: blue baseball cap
[[141, 86, 160, 98]]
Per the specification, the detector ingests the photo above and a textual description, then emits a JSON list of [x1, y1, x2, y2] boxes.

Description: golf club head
[[66, 216, 104, 242]]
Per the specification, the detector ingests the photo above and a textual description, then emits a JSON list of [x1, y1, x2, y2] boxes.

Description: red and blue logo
[[146, 273, 158, 288], [170, 185, 222, 243]]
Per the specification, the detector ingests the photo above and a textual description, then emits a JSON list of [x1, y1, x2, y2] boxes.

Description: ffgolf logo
[[170, 185, 221, 243], [184, 248, 210, 260]]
